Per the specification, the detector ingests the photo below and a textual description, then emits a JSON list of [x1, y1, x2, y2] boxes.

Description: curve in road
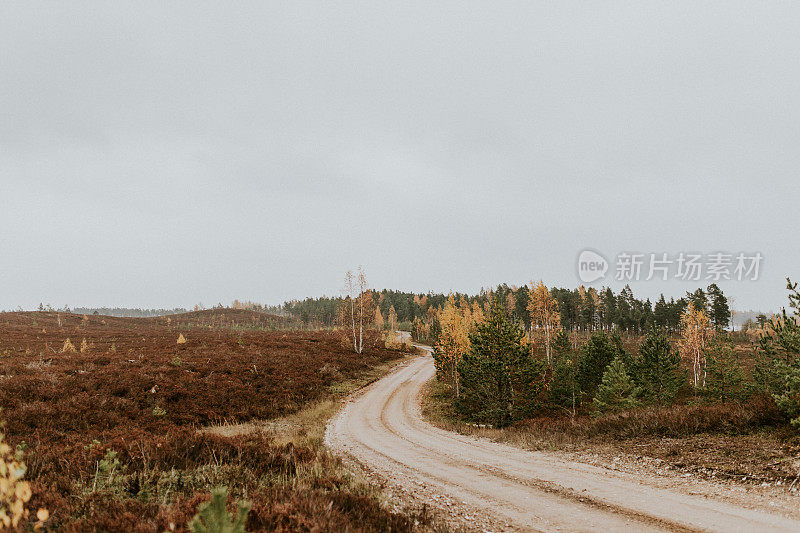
[[326, 347, 800, 532]]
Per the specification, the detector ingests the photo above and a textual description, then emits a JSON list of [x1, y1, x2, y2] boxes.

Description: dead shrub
[[60, 338, 76, 353]]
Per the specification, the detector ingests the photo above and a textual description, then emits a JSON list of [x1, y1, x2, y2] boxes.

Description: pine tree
[[686, 288, 708, 313], [638, 330, 684, 404], [756, 279, 800, 427], [189, 487, 250, 533], [577, 332, 625, 398], [456, 301, 545, 427], [513, 285, 531, 330], [653, 294, 669, 331], [617, 285, 636, 332], [704, 339, 745, 403], [601, 288, 617, 331], [668, 297, 687, 333], [549, 351, 580, 416], [593, 355, 642, 413], [429, 315, 442, 343], [706, 284, 731, 331], [551, 331, 570, 355]]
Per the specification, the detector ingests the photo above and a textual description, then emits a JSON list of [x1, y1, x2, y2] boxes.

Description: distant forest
[[282, 283, 736, 334], [51, 283, 748, 333], [71, 307, 188, 318]]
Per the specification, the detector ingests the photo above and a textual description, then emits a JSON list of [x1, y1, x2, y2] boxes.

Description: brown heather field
[[0, 309, 432, 532]]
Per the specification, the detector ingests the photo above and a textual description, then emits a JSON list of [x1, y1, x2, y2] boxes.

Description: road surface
[[325, 345, 800, 532]]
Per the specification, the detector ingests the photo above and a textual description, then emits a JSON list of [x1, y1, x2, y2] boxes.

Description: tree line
[[69, 307, 189, 318], [284, 282, 731, 338], [432, 279, 799, 431]]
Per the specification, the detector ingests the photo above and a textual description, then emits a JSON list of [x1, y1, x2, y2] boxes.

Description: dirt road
[[325, 347, 800, 532]]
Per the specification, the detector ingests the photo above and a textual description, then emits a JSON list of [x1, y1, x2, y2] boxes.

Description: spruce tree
[[704, 339, 745, 403], [593, 355, 642, 413], [638, 330, 685, 404], [456, 301, 545, 427]]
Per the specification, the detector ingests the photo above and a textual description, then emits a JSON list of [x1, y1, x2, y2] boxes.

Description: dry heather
[[0, 310, 429, 532]]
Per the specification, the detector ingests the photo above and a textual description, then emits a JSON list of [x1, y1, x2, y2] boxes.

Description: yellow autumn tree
[[470, 299, 484, 325], [0, 425, 31, 529], [388, 305, 398, 331], [679, 303, 712, 388], [433, 296, 483, 397], [374, 307, 385, 330], [426, 305, 436, 322], [506, 290, 516, 317], [527, 281, 561, 364]]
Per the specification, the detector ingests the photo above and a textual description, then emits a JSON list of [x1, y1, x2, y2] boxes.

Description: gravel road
[[325, 346, 800, 532]]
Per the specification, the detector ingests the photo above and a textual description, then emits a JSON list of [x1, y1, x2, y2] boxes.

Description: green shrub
[[189, 487, 251, 533], [93, 449, 123, 492]]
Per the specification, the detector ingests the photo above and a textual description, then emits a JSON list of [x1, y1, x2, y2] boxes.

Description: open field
[[0, 310, 432, 532]]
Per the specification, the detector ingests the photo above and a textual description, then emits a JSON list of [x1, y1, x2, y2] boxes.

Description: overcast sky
[[1, 2, 798, 312]]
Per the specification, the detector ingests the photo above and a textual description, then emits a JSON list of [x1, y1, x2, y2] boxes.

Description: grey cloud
[[1, 2, 798, 310]]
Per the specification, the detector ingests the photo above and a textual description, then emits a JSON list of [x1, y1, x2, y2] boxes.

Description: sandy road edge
[[325, 350, 492, 531]]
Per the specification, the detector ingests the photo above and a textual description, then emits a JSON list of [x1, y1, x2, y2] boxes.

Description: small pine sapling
[[704, 339, 746, 403], [189, 487, 251, 533], [593, 355, 642, 413]]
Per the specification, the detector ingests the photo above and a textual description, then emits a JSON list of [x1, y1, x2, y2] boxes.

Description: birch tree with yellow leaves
[[527, 281, 561, 364], [679, 303, 712, 388], [433, 296, 483, 398], [342, 267, 375, 354]]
